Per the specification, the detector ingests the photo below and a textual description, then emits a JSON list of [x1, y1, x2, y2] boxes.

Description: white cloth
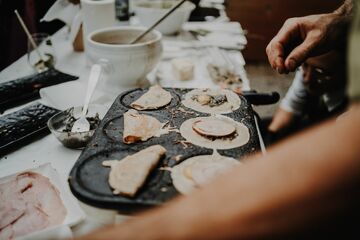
[[280, 68, 346, 114], [280, 69, 308, 115]]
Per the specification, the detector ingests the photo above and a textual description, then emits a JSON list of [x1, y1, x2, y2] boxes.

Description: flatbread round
[[180, 115, 250, 149], [182, 88, 241, 114], [171, 153, 239, 194], [123, 110, 167, 144], [131, 85, 172, 110], [192, 118, 236, 137], [102, 145, 166, 197]]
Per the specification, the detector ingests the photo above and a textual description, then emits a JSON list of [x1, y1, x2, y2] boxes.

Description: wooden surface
[[227, 0, 344, 61]]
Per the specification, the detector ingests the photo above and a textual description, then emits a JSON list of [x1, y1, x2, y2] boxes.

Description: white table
[[0, 21, 261, 238]]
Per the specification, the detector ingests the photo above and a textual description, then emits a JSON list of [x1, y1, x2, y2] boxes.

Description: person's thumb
[[285, 36, 318, 71]]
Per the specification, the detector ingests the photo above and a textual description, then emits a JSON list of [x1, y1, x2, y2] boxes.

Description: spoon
[[14, 10, 52, 72], [130, 0, 187, 44], [71, 64, 102, 133]]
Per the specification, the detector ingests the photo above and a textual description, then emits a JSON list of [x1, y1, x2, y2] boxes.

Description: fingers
[[266, 40, 286, 74], [266, 18, 300, 74], [285, 34, 320, 72]]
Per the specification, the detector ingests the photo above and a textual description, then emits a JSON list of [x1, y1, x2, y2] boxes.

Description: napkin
[[41, 0, 80, 27]]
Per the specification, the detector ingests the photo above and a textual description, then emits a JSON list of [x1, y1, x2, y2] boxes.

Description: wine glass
[[27, 33, 56, 72]]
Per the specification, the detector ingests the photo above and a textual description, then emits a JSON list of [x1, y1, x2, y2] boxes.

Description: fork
[[71, 64, 102, 133]]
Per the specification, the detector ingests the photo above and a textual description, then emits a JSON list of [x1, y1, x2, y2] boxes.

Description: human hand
[[268, 108, 297, 133], [266, 12, 348, 74]]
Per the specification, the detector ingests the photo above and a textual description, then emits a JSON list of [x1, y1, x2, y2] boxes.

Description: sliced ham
[[0, 172, 66, 239], [192, 118, 236, 137], [0, 225, 13, 240], [10, 203, 50, 238]]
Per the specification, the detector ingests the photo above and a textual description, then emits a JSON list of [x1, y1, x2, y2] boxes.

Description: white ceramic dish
[[86, 26, 163, 90], [134, 0, 195, 35], [0, 163, 86, 230]]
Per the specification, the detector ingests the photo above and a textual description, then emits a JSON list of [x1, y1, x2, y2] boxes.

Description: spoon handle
[[14, 10, 44, 62], [82, 64, 102, 117], [130, 0, 187, 44]]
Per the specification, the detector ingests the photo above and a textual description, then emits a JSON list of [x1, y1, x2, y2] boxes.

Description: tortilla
[[102, 145, 166, 197], [123, 110, 169, 144], [130, 85, 172, 110], [171, 151, 239, 194], [180, 115, 250, 149], [182, 88, 241, 114]]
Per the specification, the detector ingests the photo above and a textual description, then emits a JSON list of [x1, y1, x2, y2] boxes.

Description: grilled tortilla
[[123, 110, 168, 144], [130, 85, 172, 110], [103, 145, 166, 197]]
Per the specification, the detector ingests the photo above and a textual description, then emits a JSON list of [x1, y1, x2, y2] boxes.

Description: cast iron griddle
[[69, 88, 261, 211]]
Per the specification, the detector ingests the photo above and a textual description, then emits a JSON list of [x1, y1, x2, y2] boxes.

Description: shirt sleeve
[[348, 0, 360, 101], [280, 68, 309, 115]]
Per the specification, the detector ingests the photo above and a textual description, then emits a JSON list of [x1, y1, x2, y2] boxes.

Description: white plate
[[39, 81, 116, 111]]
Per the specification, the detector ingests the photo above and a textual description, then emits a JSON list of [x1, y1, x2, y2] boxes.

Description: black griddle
[[69, 88, 261, 212]]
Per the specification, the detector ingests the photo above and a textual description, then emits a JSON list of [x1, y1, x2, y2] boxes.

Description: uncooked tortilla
[[123, 110, 169, 144], [182, 88, 241, 114], [180, 115, 250, 149], [130, 85, 172, 110], [102, 145, 166, 197], [171, 151, 239, 194]]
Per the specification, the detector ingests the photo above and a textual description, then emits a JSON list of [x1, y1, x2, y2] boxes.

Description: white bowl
[[134, 0, 195, 35], [86, 26, 163, 89]]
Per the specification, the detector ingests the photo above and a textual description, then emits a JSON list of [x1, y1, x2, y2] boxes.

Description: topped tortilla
[[179, 115, 250, 150], [182, 88, 241, 114], [171, 151, 239, 194]]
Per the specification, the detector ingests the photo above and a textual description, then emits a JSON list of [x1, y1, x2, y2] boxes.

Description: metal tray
[[0, 103, 59, 156], [0, 68, 78, 113], [69, 88, 261, 211]]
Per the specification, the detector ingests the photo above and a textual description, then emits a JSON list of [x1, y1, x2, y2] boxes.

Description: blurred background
[[0, 0, 344, 122]]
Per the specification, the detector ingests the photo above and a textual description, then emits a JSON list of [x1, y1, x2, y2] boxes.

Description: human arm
[[78, 104, 360, 240], [266, 0, 354, 74], [269, 69, 307, 133]]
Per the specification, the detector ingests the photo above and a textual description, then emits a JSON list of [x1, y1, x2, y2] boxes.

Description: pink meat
[[0, 172, 67, 239], [0, 179, 27, 230], [20, 173, 67, 226], [10, 203, 50, 238], [0, 225, 14, 240], [0, 207, 24, 230]]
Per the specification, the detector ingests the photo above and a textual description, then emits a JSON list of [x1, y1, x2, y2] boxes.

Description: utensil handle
[[82, 64, 102, 116], [242, 91, 280, 106], [130, 0, 187, 44], [14, 10, 44, 61]]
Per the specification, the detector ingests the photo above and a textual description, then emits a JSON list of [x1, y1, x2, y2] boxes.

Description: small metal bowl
[[47, 105, 107, 149]]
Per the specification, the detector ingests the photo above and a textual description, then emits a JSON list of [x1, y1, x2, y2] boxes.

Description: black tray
[[0, 68, 78, 113], [0, 103, 59, 156], [69, 88, 261, 212]]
